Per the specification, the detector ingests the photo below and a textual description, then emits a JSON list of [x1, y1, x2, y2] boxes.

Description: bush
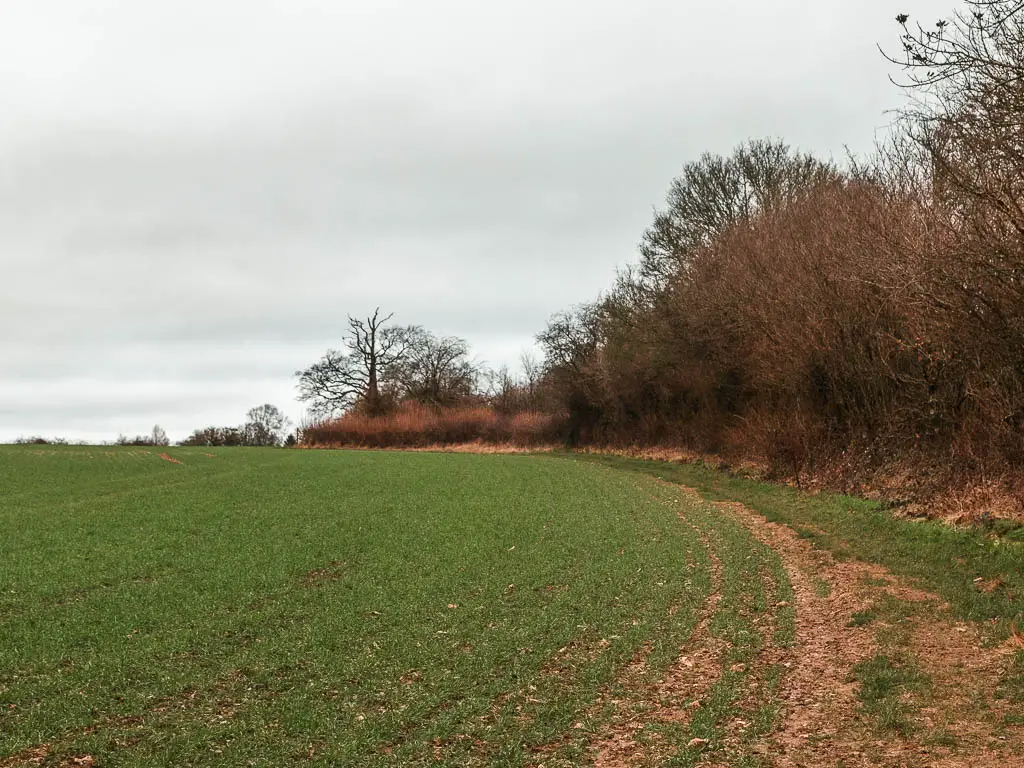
[[301, 403, 566, 449]]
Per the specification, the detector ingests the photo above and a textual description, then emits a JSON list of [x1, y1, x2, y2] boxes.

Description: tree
[[151, 425, 169, 447], [537, 303, 603, 375], [638, 139, 840, 289], [392, 329, 478, 407], [296, 309, 415, 417], [885, 3, 1024, 240], [536, 304, 607, 444], [881, 1, 1024, 437], [116, 427, 169, 446], [483, 351, 548, 414], [244, 404, 289, 447], [886, 2, 1024, 89], [178, 426, 245, 447]]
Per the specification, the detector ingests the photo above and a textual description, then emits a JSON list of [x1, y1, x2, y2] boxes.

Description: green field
[[0, 447, 791, 766], [3, 447, 1022, 767]]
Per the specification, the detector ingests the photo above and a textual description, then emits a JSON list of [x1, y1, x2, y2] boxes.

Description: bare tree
[[537, 304, 604, 375], [884, 4, 1024, 238], [880, 1, 1024, 435], [244, 404, 289, 447], [482, 351, 547, 414], [519, 350, 543, 401], [638, 139, 840, 289], [296, 309, 414, 417], [393, 329, 478, 407], [151, 425, 169, 447], [178, 426, 245, 447], [116, 426, 170, 446], [885, 2, 1024, 88]]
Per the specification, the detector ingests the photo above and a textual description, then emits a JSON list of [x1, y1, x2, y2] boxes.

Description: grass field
[[2, 446, 1023, 766]]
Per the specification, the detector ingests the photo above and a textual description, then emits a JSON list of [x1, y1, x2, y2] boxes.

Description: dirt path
[[578, 487, 1024, 767], [709, 496, 1023, 767]]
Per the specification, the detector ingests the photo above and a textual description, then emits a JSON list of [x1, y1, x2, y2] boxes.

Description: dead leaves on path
[[1011, 622, 1024, 649]]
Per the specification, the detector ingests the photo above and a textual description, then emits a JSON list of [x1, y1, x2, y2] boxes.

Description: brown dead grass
[[394, 442, 559, 454], [302, 404, 566, 449], [300, 560, 348, 588], [0, 746, 96, 768], [0, 745, 50, 768]]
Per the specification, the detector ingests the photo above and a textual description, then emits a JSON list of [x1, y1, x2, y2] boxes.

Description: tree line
[[178, 404, 292, 447], [530, 0, 1024, 502]]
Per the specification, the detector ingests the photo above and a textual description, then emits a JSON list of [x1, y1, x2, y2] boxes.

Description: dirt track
[[583, 487, 1024, 767]]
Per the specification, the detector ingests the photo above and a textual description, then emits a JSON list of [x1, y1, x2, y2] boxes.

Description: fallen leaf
[[1011, 622, 1024, 649]]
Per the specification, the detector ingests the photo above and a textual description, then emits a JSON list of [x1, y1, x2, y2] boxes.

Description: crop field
[[2, 447, 1023, 767]]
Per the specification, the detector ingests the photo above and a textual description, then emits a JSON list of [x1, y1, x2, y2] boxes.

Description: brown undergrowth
[[580, 445, 1024, 525], [301, 404, 565, 449], [296, 441, 561, 454]]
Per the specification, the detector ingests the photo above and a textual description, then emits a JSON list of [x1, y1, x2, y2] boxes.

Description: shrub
[[301, 403, 566, 449]]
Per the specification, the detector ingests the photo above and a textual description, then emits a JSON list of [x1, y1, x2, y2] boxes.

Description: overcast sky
[[1, 0, 949, 443]]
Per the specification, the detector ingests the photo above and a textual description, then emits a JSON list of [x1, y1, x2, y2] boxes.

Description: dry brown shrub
[[301, 403, 566, 449]]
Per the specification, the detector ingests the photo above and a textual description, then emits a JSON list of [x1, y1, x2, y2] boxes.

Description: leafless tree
[[885, 2, 1024, 86], [638, 139, 840, 289], [177, 426, 244, 447], [116, 426, 169, 446], [881, 1, 1024, 437], [519, 351, 543, 399], [482, 351, 548, 414], [884, 3, 1024, 237], [244, 404, 289, 447], [537, 304, 604, 375], [296, 309, 415, 417], [151, 425, 169, 447], [393, 329, 478, 407]]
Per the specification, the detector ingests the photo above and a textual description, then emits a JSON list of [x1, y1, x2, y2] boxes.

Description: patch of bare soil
[[712, 498, 1024, 768], [301, 560, 348, 587], [0, 745, 50, 768], [570, 486, 1023, 767], [0, 746, 95, 768]]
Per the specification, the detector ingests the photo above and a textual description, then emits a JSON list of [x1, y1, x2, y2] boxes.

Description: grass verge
[[574, 453, 1024, 631]]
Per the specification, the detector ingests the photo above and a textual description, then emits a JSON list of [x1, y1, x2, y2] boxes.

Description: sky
[[0, 0, 951, 443]]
